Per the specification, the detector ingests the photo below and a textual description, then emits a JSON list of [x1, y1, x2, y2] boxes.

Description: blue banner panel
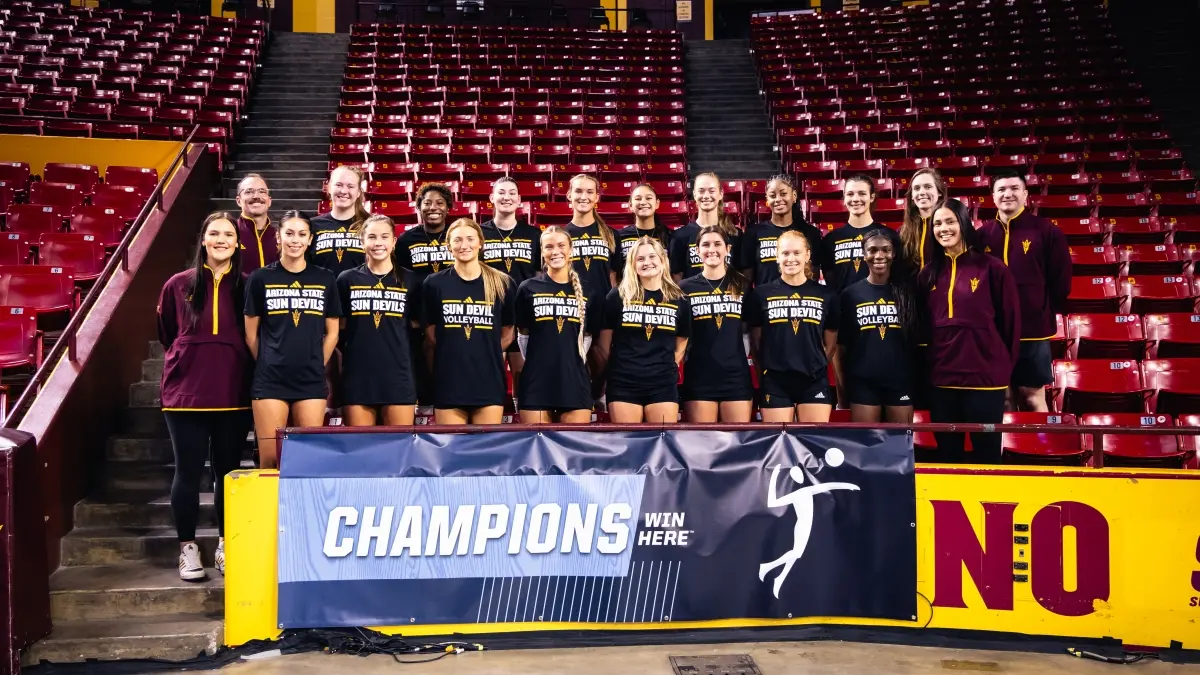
[[277, 429, 916, 628]]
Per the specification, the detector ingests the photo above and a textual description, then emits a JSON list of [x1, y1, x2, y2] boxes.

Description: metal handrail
[[2, 124, 200, 428]]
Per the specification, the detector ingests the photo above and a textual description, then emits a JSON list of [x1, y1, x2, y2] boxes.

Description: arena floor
[[221, 641, 1199, 673]]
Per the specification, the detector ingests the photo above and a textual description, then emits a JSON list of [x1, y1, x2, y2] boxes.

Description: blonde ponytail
[[568, 267, 588, 361]]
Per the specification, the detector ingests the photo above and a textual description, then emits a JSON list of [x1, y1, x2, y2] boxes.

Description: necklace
[[702, 271, 725, 293]]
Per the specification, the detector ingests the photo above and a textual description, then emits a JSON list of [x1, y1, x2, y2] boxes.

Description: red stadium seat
[[366, 180, 414, 200], [1122, 275, 1196, 314], [1094, 193, 1150, 218], [43, 163, 99, 192], [69, 207, 125, 248], [0, 235, 31, 265], [6, 205, 64, 240], [104, 166, 158, 194], [1120, 243, 1186, 275], [911, 409, 938, 452], [1176, 414, 1200, 456], [1001, 412, 1084, 465], [369, 201, 419, 226], [1070, 245, 1120, 276], [38, 233, 107, 282], [1143, 358, 1200, 416], [90, 185, 146, 222], [0, 306, 42, 377], [1052, 359, 1146, 414], [1066, 313, 1145, 360], [28, 182, 86, 211], [531, 202, 574, 227], [1144, 313, 1200, 358], [1107, 217, 1168, 245], [0, 265, 77, 326], [943, 175, 991, 197], [1035, 194, 1091, 218], [1081, 413, 1182, 467], [1154, 192, 1200, 217]]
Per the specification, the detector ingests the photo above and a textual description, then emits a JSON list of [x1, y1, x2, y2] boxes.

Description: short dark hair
[[842, 173, 877, 195], [989, 170, 1027, 190]]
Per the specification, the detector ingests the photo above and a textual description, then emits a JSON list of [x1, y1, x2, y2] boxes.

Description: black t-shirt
[[668, 221, 740, 278], [837, 278, 911, 391], [244, 261, 342, 398], [820, 222, 900, 295], [481, 220, 542, 286], [396, 225, 453, 281], [679, 273, 752, 397], [601, 287, 691, 390], [514, 274, 598, 409], [565, 223, 614, 299], [336, 264, 421, 405], [744, 278, 838, 378], [614, 224, 672, 277], [421, 268, 516, 408], [309, 213, 365, 276], [737, 219, 823, 287]]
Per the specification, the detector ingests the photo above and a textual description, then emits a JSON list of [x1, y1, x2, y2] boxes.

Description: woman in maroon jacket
[[918, 199, 1021, 464], [157, 212, 253, 582]]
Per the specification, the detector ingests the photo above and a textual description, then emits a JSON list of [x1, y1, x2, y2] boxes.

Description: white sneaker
[[179, 542, 205, 581], [215, 538, 225, 575]]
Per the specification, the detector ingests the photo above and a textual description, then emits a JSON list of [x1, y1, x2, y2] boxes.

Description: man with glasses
[[234, 174, 277, 275]]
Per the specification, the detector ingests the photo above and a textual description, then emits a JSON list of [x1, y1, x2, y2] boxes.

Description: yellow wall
[[292, 0, 336, 33], [0, 136, 184, 181], [225, 465, 1200, 649]]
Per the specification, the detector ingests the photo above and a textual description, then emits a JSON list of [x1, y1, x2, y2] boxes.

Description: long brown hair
[[692, 171, 738, 240], [445, 218, 511, 306], [185, 211, 244, 327], [540, 225, 588, 360], [901, 168, 946, 267], [696, 225, 748, 298], [329, 165, 371, 235], [618, 236, 683, 304], [569, 174, 616, 253]]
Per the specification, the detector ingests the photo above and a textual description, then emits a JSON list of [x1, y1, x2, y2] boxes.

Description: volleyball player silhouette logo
[[758, 449, 860, 599]]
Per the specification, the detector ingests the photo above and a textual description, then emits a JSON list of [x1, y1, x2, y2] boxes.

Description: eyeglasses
[[240, 188, 270, 197]]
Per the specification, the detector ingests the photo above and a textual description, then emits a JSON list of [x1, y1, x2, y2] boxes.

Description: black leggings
[[929, 387, 1006, 464], [164, 410, 252, 542]]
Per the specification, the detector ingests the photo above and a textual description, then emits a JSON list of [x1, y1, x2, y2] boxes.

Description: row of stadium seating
[[0, 4, 266, 165]]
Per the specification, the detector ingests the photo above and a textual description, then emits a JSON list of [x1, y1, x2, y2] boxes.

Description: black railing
[[286, 422, 1200, 469], [1, 124, 200, 428]]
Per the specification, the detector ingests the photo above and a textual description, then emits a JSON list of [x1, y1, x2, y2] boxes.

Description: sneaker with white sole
[[214, 538, 225, 575], [179, 542, 205, 581]]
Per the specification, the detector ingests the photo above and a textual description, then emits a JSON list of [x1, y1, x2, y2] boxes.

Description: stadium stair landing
[[213, 32, 351, 215], [21, 342, 240, 666], [1110, 0, 1200, 169], [684, 39, 781, 180]]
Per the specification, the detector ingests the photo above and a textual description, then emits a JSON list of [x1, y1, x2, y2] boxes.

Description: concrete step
[[122, 406, 167, 436], [222, 177, 324, 195], [253, 85, 344, 95], [242, 125, 336, 136], [20, 614, 222, 666], [223, 168, 329, 182], [692, 161, 780, 180], [142, 358, 163, 381], [49, 563, 223, 622], [149, 340, 164, 358], [102, 460, 253, 494], [234, 152, 331, 163], [238, 141, 331, 153], [226, 187, 322, 201], [689, 149, 779, 161], [61, 527, 219, 566], [107, 435, 171, 463], [209, 199, 317, 218], [130, 381, 161, 408], [74, 492, 215, 529]]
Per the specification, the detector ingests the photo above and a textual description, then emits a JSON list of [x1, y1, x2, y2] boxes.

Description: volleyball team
[[157, 166, 1070, 579]]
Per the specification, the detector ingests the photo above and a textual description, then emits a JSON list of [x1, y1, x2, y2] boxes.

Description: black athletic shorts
[[847, 377, 913, 407], [519, 405, 593, 415], [759, 370, 831, 408], [607, 382, 678, 407], [1012, 340, 1053, 388]]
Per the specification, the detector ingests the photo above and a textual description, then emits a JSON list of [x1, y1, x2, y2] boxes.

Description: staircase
[[21, 342, 232, 666], [1109, 0, 1200, 169], [684, 39, 780, 180], [213, 32, 351, 215]]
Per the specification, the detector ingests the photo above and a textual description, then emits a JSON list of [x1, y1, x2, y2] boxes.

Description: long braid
[[567, 267, 588, 361]]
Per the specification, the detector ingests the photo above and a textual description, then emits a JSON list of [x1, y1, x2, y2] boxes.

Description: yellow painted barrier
[[0, 135, 184, 180], [224, 466, 1200, 649]]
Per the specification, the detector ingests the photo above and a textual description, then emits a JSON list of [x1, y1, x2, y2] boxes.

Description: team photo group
[[156, 165, 1070, 578]]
